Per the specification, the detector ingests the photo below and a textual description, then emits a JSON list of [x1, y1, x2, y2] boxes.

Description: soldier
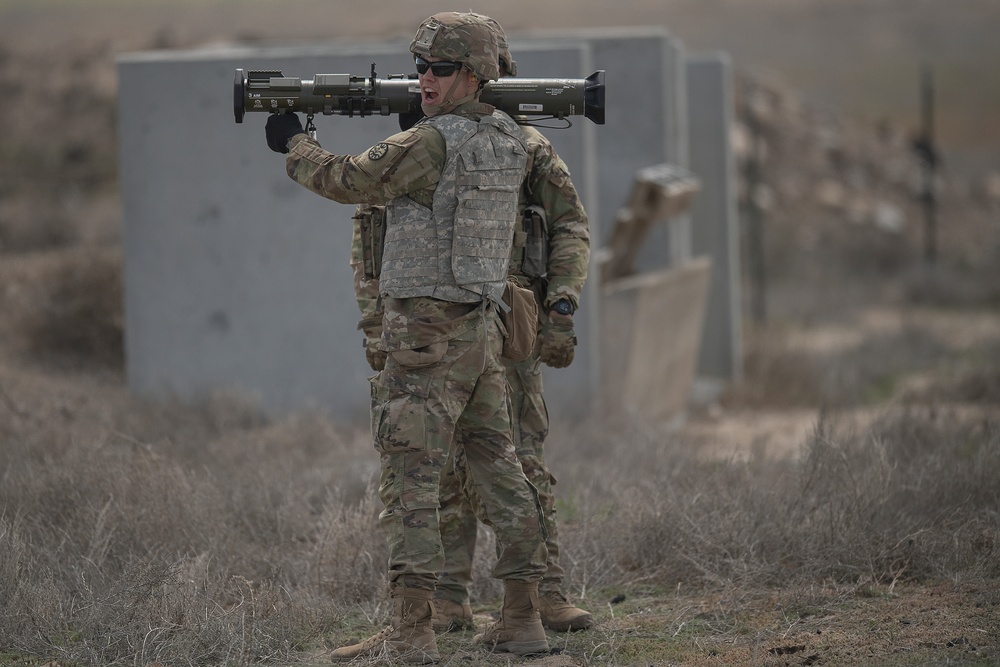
[[265, 12, 549, 663], [351, 14, 593, 636]]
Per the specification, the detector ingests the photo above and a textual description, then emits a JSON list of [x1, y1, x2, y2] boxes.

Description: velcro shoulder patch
[[354, 128, 428, 179]]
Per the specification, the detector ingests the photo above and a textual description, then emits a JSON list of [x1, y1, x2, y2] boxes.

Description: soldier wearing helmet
[[348, 11, 593, 648], [410, 11, 500, 82], [264, 11, 549, 663]]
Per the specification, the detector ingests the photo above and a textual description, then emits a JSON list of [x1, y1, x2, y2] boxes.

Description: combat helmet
[[410, 12, 500, 82], [469, 13, 517, 77]]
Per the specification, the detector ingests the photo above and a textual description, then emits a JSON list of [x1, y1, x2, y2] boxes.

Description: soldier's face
[[417, 56, 477, 109]]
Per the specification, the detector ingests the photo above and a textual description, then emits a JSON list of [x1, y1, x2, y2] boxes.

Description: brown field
[[1, 0, 999, 665]]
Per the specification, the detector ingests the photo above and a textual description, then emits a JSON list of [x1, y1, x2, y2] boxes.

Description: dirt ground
[[2, 0, 999, 664]]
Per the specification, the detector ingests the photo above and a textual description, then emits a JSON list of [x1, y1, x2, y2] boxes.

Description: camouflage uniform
[[271, 13, 560, 661], [351, 126, 590, 603], [285, 101, 547, 593]]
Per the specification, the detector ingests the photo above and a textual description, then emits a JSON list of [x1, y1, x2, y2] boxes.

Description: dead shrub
[[948, 368, 1000, 404], [547, 407, 999, 594], [818, 324, 948, 407], [2, 384, 998, 664], [724, 319, 953, 410], [20, 246, 123, 367], [0, 421, 365, 663], [722, 323, 825, 409], [0, 203, 81, 252], [900, 260, 1000, 308]]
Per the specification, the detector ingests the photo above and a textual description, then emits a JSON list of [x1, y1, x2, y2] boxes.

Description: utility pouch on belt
[[358, 206, 386, 279], [499, 280, 539, 362], [520, 205, 548, 279]]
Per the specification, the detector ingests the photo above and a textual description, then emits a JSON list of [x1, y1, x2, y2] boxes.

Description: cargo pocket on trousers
[[369, 371, 432, 455], [388, 340, 448, 368]]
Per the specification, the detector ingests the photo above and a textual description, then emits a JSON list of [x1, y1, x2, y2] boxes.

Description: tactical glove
[[539, 312, 576, 368], [265, 112, 305, 154]]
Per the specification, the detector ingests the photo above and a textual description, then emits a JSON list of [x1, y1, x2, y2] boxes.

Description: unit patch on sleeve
[[368, 143, 390, 161]]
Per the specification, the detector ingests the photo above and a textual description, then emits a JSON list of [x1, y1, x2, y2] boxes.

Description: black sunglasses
[[414, 57, 464, 77]]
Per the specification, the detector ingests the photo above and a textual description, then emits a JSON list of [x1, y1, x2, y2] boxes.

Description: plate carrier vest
[[380, 110, 528, 304]]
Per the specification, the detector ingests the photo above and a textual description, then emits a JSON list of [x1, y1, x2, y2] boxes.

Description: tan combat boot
[[538, 590, 594, 632], [432, 598, 474, 632], [472, 580, 549, 656], [330, 587, 440, 664]]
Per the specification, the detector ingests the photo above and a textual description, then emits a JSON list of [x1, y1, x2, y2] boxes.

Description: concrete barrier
[[116, 28, 738, 421]]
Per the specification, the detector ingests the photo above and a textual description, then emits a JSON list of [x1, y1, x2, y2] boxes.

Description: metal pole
[[744, 99, 767, 324], [917, 62, 938, 265]]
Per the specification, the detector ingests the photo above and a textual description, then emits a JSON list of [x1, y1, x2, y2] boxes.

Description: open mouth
[[422, 87, 440, 104]]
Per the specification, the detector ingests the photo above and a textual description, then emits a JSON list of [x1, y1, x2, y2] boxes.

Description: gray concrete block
[[601, 257, 712, 427], [118, 38, 602, 419], [686, 53, 742, 382], [116, 30, 729, 421]]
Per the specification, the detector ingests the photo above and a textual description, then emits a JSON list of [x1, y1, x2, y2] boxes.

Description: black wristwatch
[[551, 299, 575, 316]]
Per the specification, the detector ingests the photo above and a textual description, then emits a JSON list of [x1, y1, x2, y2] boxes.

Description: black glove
[[265, 112, 305, 154]]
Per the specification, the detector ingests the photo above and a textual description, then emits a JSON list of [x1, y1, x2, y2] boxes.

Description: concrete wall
[[117, 28, 737, 421], [687, 53, 743, 383], [601, 257, 712, 427]]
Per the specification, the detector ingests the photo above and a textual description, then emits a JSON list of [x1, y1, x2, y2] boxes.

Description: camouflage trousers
[[437, 351, 565, 603], [371, 307, 547, 592]]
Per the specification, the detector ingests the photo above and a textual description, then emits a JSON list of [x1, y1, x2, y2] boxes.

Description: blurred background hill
[[3, 0, 999, 175]]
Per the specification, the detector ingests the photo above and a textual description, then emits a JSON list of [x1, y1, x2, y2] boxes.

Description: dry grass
[[2, 355, 998, 664], [3, 246, 998, 665], [1, 397, 381, 665]]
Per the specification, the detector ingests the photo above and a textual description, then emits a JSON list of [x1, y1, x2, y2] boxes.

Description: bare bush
[[724, 314, 976, 411], [7, 322, 978, 664], [722, 323, 824, 409], [544, 406, 999, 597], [0, 390, 382, 664], [16, 246, 123, 368], [900, 260, 1000, 308]]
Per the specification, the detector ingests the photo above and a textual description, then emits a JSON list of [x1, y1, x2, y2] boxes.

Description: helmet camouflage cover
[[410, 12, 501, 82], [469, 13, 517, 77]]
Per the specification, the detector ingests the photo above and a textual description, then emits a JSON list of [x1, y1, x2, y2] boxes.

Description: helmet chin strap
[[421, 71, 478, 117]]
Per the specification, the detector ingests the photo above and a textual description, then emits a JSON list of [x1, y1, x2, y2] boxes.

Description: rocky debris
[[731, 68, 999, 312]]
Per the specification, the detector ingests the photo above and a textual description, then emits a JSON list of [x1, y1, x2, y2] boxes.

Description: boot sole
[[543, 617, 595, 632], [493, 639, 550, 656]]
